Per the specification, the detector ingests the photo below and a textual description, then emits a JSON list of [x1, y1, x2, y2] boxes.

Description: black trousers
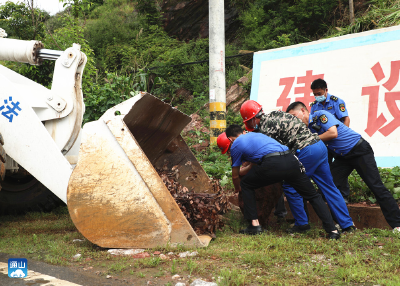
[[331, 140, 400, 228], [273, 194, 287, 217], [328, 151, 350, 199], [240, 153, 337, 233]]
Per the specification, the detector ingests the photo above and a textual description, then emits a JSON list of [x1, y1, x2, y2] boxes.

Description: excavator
[[0, 35, 214, 248]]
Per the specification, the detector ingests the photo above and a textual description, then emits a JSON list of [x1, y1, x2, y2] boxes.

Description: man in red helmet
[[240, 100, 288, 221], [217, 125, 340, 239], [240, 100, 355, 234]]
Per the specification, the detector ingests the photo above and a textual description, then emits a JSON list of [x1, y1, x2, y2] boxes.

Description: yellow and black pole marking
[[210, 102, 226, 145]]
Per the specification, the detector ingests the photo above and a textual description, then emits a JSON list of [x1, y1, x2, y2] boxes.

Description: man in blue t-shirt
[[217, 125, 340, 239], [288, 102, 400, 233]]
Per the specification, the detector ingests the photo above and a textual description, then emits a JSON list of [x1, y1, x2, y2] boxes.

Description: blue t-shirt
[[230, 132, 288, 167], [310, 93, 348, 121], [309, 110, 360, 156]]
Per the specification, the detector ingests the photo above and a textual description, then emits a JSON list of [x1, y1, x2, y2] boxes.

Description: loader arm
[[0, 38, 87, 203]]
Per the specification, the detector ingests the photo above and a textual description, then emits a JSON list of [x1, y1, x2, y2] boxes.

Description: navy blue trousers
[[283, 140, 354, 229]]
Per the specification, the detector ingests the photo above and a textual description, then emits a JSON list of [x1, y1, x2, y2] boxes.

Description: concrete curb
[[228, 194, 396, 230], [283, 200, 393, 230]]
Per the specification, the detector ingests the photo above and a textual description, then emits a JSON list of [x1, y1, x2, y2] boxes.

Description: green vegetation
[[327, 0, 400, 37], [1, 207, 400, 285], [238, 0, 339, 50], [349, 166, 400, 203], [0, 2, 49, 40], [183, 106, 244, 189]]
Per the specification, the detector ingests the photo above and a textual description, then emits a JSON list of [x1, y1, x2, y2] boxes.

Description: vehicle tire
[[0, 133, 5, 184], [0, 132, 64, 215], [0, 169, 65, 215]]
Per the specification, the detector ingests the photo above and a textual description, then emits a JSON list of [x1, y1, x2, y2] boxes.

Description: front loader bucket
[[123, 95, 213, 193], [67, 93, 213, 248]]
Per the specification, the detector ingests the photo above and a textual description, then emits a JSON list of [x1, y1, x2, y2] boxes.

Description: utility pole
[[349, 0, 355, 24], [209, 0, 226, 145]]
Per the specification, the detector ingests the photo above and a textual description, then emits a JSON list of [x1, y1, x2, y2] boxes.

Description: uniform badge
[[330, 95, 338, 101], [310, 101, 316, 106], [320, 114, 328, 124], [339, 103, 345, 112], [327, 106, 333, 110]]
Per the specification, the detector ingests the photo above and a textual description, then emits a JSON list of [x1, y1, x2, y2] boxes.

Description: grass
[[170, 259, 177, 275], [185, 259, 197, 275], [0, 206, 400, 285]]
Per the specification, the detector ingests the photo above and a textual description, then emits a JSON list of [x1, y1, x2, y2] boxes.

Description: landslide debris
[[157, 166, 230, 236]]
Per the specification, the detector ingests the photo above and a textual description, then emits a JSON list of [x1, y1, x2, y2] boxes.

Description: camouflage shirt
[[258, 111, 320, 153]]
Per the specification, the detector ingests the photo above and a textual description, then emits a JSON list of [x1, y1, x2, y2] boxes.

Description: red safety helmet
[[240, 100, 262, 122], [217, 132, 231, 154]]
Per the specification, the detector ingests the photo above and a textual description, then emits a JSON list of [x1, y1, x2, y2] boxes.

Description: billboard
[[250, 26, 400, 167]]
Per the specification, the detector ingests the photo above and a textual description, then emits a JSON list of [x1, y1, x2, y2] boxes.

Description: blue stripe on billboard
[[375, 157, 400, 168]]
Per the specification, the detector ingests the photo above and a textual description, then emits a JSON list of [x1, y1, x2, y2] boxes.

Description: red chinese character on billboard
[[362, 60, 400, 137], [276, 70, 324, 112]]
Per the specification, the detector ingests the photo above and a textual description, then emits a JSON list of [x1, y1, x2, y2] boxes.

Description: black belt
[[353, 138, 364, 150], [261, 150, 291, 161]]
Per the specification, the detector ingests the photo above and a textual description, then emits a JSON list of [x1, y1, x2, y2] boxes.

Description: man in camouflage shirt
[[257, 111, 317, 222], [257, 111, 320, 153], [240, 100, 355, 233]]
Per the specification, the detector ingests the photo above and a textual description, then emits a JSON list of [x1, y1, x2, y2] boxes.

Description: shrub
[[237, 0, 339, 50], [85, 0, 138, 56], [348, 167, 400, 203]]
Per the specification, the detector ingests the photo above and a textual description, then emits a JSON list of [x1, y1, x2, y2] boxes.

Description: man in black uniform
[[288, 102, 400, 233]]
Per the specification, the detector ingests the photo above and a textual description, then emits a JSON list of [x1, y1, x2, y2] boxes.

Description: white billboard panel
[[250, 26, 400, 167]]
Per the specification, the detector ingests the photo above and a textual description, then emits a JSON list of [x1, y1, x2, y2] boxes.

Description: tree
[[0, 1, 49, 40], [349, 0, 355, 24], [60, 0, 104, 19]]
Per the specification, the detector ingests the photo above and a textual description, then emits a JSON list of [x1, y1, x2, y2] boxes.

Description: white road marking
[[0, 262, 82, 285]]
